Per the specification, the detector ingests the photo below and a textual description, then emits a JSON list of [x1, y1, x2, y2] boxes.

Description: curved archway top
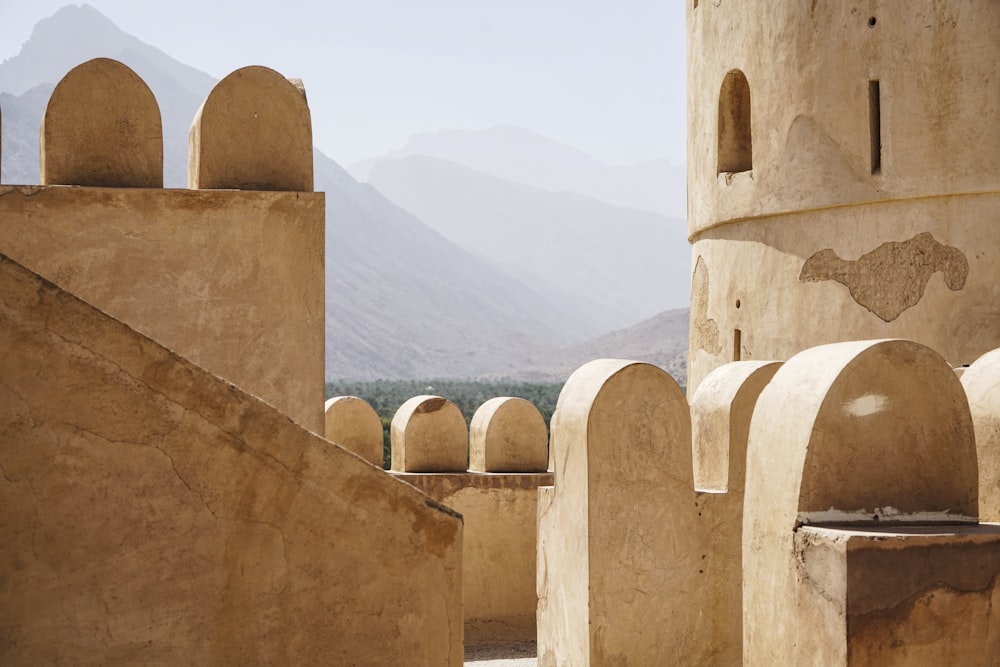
[[552, 359, 689, 484], [41, 57, 163, 188], [188, 65, 313, 191], [746, 339, 978, 527]]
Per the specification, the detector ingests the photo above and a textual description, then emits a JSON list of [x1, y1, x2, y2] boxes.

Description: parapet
[[188, 65, 313, 191], [334, 393, 552, 645], [324, 396, 383, 467], [390, 395, 468, 472], [742, 339, 993, 665], [0, 58, 325, 433], [961, 348, 1000, 522], [469, 397, 548, 472], [40, 58, 163, 187]]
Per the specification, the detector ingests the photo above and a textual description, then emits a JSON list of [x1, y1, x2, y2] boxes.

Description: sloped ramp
[[0, 252, 462, 665]]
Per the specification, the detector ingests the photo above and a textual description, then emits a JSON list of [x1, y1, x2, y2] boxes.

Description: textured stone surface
[[189, 65, 313, 191], [807, 526, 1000, 667], [324, 395, 384, 466], [800, 232, 968, 322], [537, 360, 708, 666], [686, 2, 1000, 393], [0, 184, 324, 434], [0, 252, 463, 665], [469, 397, 548, 473], [690, 360, 781, 666], [743, 340, 981, 666], [400, 472, 552, 645], [961, 347, 1000, 522], [391, 395, 469, 473], [40, 57, 162, 188]]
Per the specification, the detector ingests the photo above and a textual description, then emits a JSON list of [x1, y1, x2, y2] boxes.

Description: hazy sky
[[0, 1, 686, 167]]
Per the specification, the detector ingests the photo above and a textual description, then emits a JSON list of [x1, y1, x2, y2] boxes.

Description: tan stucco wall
[[537, 360, 709, 666], [962, 347, 1000, 523], [397, 472, 552, 645], [41, 58, 163, 188], [690, 360, 781, 666], [687, 198, 1000, 391], [0, 252, 462, 665], [742, 340, 981, 666], [0, 185, 324, 433], [797, 526, 1000, 667], [686, 2, 1000, 392]]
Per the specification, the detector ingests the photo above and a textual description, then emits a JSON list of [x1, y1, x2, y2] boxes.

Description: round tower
[[686, 1, 1000, 392]]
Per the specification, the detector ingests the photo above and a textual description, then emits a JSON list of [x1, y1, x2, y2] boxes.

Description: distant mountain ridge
[[350, 125, 687, 218], [0, 4, 690, 382], [367, 154, 691, 330], [503, 308, 690, 386]]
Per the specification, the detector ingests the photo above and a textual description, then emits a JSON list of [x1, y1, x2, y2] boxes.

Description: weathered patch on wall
[[799, 232, 968, 322], [692, 256, 721, 351]]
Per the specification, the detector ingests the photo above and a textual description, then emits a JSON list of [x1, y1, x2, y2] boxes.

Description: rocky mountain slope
[[0, 4, 690, 381], [367, 154, 691, 329]]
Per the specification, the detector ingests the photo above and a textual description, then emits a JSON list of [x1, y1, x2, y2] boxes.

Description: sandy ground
[[464, 641, 538, 666]]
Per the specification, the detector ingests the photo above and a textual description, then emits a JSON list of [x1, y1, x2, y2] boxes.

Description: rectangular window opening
[[733, 329, 742, 362], [869, 80, 882, 175]]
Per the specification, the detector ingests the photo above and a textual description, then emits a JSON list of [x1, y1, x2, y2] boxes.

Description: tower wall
[[687, 1, 1000, 391]]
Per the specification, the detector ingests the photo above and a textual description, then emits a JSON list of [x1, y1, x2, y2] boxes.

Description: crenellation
[[40, 58, 163, 188], [390, 395, 468, 472], [188, 65, 313, 192], [469, 396, 548, 473], [323, 395, 383, 466], [960, 348, 1000, 523], [2, 16, 1000, 661]]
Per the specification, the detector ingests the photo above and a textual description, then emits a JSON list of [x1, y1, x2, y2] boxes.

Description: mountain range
[[350, 125, 688, 219], [0, 3, 690, 384]]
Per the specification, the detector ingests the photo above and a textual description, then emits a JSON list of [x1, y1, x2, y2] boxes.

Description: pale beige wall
[[686, 2, 1000, 392], [0, 252, 463, 665], [690, 360, 781, 666], [742, 340, 981, 665], [41, 58, 163, 188], [391, 395, 468, 472], [844, 527, 1000, 666], [0, 185, 324, 433], [537, 360, 709, 666], [687, 197, 1000, 391], [189, 65, 313, 192], [324, 396, 384, 466], [398, 472, 552, 645], [469, 397, 548, 473], [961, 347, 1000, 523]]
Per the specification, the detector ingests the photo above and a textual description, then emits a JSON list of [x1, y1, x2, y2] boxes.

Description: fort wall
[[686, 2, 1000, 391]]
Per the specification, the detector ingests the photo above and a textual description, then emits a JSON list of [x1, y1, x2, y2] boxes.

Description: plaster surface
[[0, 252, 463, 665], [41, 58, 162, 188], [469, 397, 548, 473], [0, 185, 325, 433], [686, 2, 1000, 392], [537, 360, 709, 666], [189, 65, 313, 192], [399, 473, 553, 645], [391, 395, 469, 472], [961, 347, 1000, 523], [324, 395, 384, 466], [742, 340, 980, 666]]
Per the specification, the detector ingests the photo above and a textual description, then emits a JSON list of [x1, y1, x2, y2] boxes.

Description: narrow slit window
[[869, 80, 881, 174], [733, 329, 742, 361]]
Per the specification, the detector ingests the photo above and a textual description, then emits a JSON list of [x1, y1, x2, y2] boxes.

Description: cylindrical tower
[[686, 1, 1000, 392]]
